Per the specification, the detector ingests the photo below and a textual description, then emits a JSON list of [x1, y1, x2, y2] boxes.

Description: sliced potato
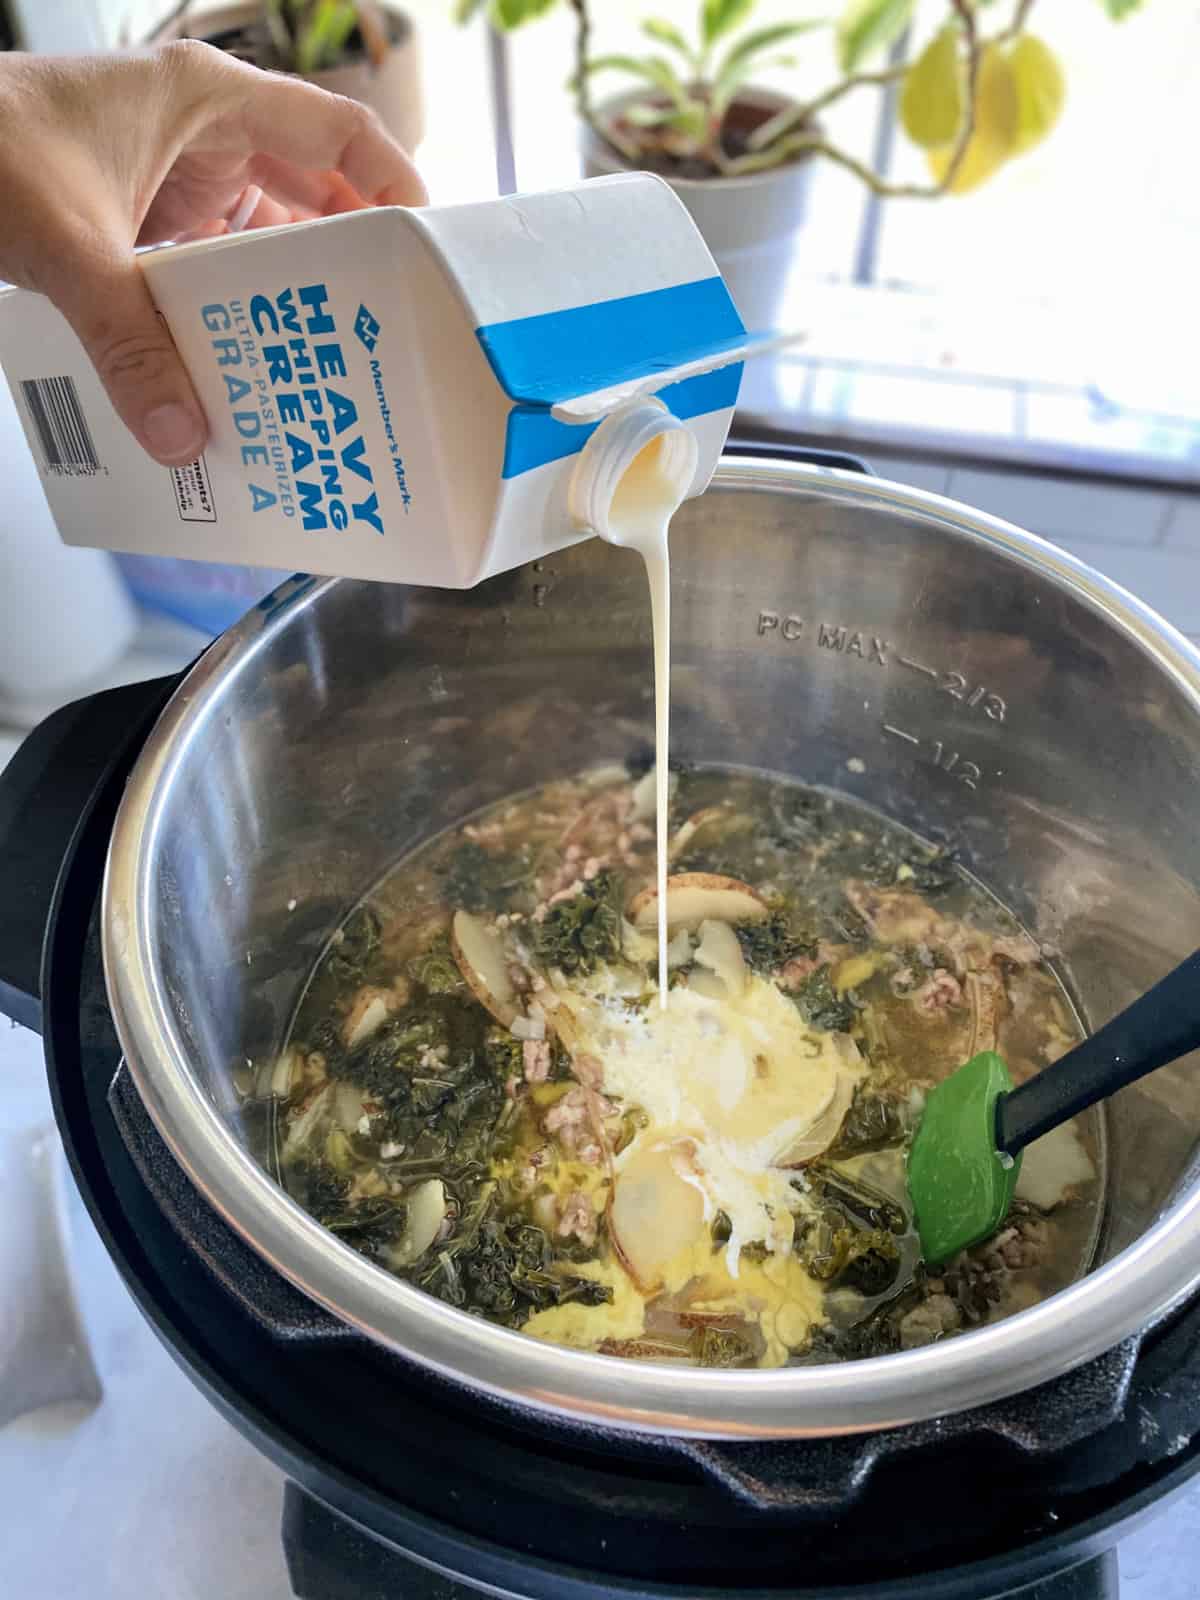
[[628, 873, 768, 934], [833, 952, 878, 995], [451, 910, 519, 1027], [391, 1178, 446, 1267], [609, 1144, 706, 1293], [598, 1338, 694, 1363], [334, 1080, 369, 1132], [1015, 1119, 1096, 1210], [629, 766, 677, 823], [684, 968, 728, 1002], [667, 805, 750, 862], [283, 1083, 333, 1158], [620, 916, 658, 965], [269, 1048, 301, 1098], [775, 1072, 856, 1167], [693, 919, 747, 996], [344, 990, 392, 1049], [546, 991, 588, 1056]]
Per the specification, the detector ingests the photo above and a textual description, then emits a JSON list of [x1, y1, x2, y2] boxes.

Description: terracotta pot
[[155, 3, 423, 154], [581, 88, 814, 332]]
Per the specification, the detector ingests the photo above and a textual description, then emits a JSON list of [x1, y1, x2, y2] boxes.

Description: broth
[[241, 766, 1103, 1368]]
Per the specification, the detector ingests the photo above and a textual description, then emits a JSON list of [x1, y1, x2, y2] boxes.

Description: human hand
[[0, 43, 426, 466]]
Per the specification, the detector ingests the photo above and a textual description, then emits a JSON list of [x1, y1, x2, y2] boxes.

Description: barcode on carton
[[19, 376, 101, 476]]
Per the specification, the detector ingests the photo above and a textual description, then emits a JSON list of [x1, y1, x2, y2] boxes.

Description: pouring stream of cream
[[606, 439, 678, 1007]]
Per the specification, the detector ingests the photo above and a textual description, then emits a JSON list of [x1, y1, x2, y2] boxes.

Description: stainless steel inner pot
[[104, 457, 1200, 1439]]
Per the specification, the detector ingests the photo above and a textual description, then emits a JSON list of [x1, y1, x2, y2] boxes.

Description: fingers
[[233, 70, 427, 206], [51, 248, 207, 467], [246, 159, 375, 218]]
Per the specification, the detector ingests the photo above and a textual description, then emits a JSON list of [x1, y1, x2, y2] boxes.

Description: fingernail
[[227, 184, 263, 234], [142, 403, 204, 463]]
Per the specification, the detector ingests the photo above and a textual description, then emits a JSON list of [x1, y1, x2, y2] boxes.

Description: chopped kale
[[857, 838, 958, 897], [441, 840, 532, 912], [532, 869, 624, 977], [413, 1185, 611, 1328], [283, 1158, 406, 1262], [791, 966, 857, 1032], [896, 846, 958, 897], [408, 935, 466, 996], [829, 1088, 911, 1158], [285, 1155, 351, 1219], [691, 1325, 757, 1368], [805, 1164, 908, 1236], [337, 1015, 452, 1094], [795, 1310, 904, 1364], [624, 743, 655, 780], [734, 904, 815, 976], [320, 1004, 512, 1184], [768, 784, 830, 846], [797, 1209, 901, 1295], [327, 906, 382, 985], [482, 1026, 523, 1079]]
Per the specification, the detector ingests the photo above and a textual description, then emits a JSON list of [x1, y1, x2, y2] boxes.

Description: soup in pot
[[240, 765, 1103, 1368]]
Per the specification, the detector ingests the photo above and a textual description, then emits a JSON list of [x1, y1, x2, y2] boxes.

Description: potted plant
[[461, 0, 1143, 330], [152, 2, 424, 153]]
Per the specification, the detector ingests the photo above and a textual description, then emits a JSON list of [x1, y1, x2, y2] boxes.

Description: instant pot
[[5, 446, 1200, 1599]]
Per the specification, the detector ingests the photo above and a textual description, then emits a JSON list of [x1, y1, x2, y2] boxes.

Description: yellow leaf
[[1010, 34, 1066, 155], [927, 43, 1019, 195], [901, 25, 963, 149]]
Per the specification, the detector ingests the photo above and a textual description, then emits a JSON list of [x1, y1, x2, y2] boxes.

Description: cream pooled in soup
[[242, 768, 1103, 1368]]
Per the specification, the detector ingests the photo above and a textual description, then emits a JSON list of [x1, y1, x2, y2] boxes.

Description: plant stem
[[570, 0, 643, 164], [995, 0, 1038, 45], [566, 0, 593, 123], [725, 0, 984, 199], [746, 64, 907, 155]]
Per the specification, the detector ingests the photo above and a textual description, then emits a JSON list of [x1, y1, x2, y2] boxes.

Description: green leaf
[[642, 17, 696, 60], [489, 0, 559, 28], [453, 0, 488, 21], [836, 0, 914, 73], [1095, 0, 1143, 14], [715, 20, 824, 84], [624, 101, 684, 127], [664, 98, 711, 140], [714, 52, 796, 115], [581, 53, 694, 112], [295, 0, 359, 74], [701, 0, 755, 50], [642, 52, 690, 98], [583, 52, 665, 80]]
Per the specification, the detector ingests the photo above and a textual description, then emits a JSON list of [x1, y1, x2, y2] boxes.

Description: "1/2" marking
[[883, 723, 983, 790]]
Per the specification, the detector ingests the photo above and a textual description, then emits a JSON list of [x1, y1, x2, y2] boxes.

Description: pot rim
[[104, 458, 1200, 1439], [581, 87, 813, 193]]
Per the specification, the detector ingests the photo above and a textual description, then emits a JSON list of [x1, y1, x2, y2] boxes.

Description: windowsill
[[737, 277, 1200, 493]]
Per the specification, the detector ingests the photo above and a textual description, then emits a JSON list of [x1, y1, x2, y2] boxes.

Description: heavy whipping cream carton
[[0, 174, 776, 588]]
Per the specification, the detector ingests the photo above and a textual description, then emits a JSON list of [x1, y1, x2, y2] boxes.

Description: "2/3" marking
[[898, 656, 1007, 723]]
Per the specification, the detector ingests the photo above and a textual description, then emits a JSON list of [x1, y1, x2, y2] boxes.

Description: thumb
[[54, 251, 208, 467]]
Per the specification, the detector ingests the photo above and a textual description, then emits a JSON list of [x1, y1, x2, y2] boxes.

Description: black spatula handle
[[996, 949, 1200, 1155]]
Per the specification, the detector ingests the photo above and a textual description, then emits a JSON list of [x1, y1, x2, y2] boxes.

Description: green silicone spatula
[[908, 949, 1200, 1265]]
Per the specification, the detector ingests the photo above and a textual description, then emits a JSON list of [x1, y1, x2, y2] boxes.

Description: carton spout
[[550, 328, 802, 426]]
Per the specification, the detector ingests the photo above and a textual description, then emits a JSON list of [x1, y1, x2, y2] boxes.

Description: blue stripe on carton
[[501, 365, 743, 480], [477, 277, 745, 406]]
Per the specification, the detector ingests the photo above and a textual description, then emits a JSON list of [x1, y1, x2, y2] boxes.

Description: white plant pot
[[581, 89, 814, 333], [155, 2, 424, 154]]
